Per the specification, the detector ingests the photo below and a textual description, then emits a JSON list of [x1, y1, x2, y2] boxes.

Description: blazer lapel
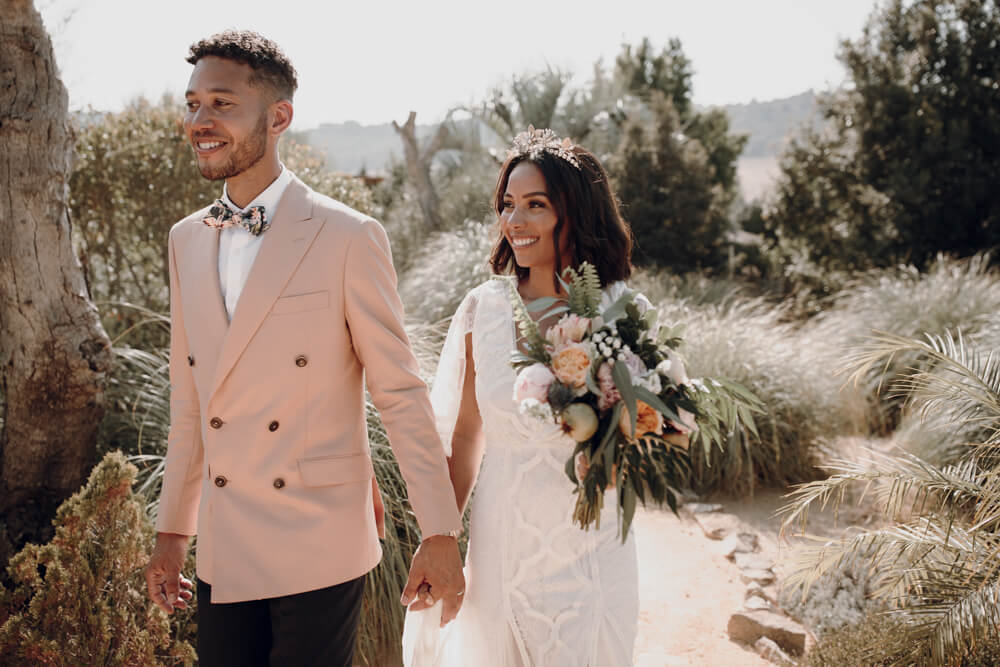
[[210, 178, 322, 397], [179, 223, 229, 358]]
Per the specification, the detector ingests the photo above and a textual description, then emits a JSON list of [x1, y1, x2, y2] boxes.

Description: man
[[144, 30, 464, 665]]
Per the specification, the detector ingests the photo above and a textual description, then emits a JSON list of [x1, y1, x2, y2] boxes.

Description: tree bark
[[392, 111, 459, 233], [0, 0, 111, 557]]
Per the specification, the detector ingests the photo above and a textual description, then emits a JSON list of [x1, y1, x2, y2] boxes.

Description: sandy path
[[633, 506, 773, 667]]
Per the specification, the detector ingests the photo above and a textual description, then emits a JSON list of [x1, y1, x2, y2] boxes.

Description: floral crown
[[506, 125, 582, 171]]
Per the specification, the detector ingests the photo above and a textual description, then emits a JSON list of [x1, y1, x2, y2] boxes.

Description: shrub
[[398, 220, 495, 324], [816, 253, 1000, 430], [0, 452, 194, 665], [656, 296, 866, 494]]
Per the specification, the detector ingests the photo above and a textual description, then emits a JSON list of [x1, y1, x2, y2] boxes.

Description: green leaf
[[596, 403, 623, 465], [620, 483, 637, 544], [525, 296, 561, 312], [601, 288, 638, 323], [585, 365, 602, 396], [634, 385, 683, 424], [613, 360, 638, 436]]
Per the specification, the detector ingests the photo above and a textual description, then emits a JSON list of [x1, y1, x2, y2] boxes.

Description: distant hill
[[716, 90, 822, 158], [301, 91, 823, 199], [303, 121, 432, 175]]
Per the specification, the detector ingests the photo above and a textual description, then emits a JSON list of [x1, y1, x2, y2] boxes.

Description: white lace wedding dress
[[402, 278, 638, 667]]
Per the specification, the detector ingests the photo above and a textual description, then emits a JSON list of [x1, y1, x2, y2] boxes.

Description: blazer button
[[187, 355, 195, 366], [214, 475, 227, 488], [210, 417, 223, 429], [295, 355, 308, 367], [273, 478, 285, 489], [268, 420, 280, 432]]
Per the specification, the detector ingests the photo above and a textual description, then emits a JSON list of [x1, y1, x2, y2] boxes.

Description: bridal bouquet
[[500, 264, 762, 541]]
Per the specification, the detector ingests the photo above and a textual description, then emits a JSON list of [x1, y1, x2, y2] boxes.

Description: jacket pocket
[[271, 290, 329, 315], [297, 452, 373, 487]]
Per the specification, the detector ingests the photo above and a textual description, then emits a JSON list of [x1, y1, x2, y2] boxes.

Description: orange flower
[[551, 343, 592, 391], [618, 400, 663, 440]]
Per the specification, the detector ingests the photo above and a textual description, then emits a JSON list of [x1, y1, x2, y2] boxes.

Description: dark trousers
[[196, 575, 366, 667]]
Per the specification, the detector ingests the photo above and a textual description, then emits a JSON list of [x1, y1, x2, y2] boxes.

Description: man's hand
[[146, 532, 194, 615], [372, 476, 386, 540], [400, 534, 464, 626]]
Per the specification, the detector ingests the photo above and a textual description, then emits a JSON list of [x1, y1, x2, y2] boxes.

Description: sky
[[38, 0, 880, 130]]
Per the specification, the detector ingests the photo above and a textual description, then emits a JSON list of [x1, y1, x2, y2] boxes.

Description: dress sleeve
[[429, 288, 479, 457]]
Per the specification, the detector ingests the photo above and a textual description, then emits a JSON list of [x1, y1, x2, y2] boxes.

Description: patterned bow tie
[[202, 200, 269, 236]]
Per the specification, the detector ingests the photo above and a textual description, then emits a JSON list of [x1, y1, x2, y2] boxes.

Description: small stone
[[744, 594, 772, 611], [754, 637, 796, 666], [734, 552, 774, 570], [739, 568, 776, 586], [720, 531, 759, 558], [684, 502, 723, 514], [728, 610, 809, 656], [694, 512, 742, 540]]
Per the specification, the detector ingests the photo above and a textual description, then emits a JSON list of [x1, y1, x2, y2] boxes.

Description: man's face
[[184, 56, 270, 181]]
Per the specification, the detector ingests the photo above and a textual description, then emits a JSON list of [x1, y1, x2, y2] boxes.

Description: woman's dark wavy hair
[[489, 144, 633, 290]]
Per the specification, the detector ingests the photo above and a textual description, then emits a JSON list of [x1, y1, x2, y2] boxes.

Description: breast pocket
[[271, 290, 329, 315]]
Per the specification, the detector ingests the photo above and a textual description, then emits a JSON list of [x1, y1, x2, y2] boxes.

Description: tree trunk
[[0, 0, 112, 559], [392, 111, 452, 233]]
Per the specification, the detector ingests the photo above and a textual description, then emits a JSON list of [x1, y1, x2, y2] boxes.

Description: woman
[[403, 128, 646, 666]]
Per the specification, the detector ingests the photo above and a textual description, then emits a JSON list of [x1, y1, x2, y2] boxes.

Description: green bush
[[763, 0, 1000, 273], [0, 452, 194, 665], [398, 220, 495, 324], [655, 295, 867, 494], [813, 253, 1000, 430]]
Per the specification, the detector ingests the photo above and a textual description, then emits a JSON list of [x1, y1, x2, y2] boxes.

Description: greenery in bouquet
[[498, 263, 763, 540]]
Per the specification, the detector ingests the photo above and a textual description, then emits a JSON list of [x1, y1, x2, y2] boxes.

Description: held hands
[[145, 532, 194, 615], [400, 534, 465, 627]]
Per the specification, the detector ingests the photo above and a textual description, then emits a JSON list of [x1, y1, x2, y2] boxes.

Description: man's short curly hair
[[187, 30, 298, 102]]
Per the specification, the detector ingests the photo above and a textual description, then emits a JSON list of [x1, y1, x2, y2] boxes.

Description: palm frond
[[842, 330, 1000, 440], [779, 447, 984, 537]]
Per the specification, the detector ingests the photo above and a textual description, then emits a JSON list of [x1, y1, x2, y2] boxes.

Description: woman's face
[[500, 162, 569, 272]]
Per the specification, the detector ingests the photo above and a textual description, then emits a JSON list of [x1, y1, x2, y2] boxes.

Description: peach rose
[[551, 342, 593, 391], [619, 400, 664, 440]]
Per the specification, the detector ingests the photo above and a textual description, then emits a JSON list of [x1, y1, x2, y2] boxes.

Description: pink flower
[[513, 363, 555, 403], [596, 362, 621, 411], [545, 313, 591, 350], [622, 348, 647, 381], [668, 407, 697, 434]]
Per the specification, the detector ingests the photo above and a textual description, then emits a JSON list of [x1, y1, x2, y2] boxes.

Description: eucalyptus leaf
[[601, 288, 637, 323], [525, 296, 561, 312], [634, 385, 682, 425], [612, 360, 638, 436]]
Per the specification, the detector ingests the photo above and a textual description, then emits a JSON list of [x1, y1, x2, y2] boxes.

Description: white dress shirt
[[217, 166, 294, 320]]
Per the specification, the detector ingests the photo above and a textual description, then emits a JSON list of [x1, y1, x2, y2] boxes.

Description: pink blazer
[[155, 176, 462, 603]]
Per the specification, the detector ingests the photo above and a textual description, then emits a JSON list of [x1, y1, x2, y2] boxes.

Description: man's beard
[[197, 113, 268, 181]]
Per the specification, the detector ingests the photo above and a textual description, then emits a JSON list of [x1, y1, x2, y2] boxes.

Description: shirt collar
[[221, 165, 294, 215]]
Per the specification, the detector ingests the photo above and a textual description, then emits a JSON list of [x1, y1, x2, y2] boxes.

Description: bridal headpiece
[[506, 125, 582, 171]]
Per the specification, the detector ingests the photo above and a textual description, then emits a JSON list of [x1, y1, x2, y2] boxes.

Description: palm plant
[[780, 331, 1000, 665]]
